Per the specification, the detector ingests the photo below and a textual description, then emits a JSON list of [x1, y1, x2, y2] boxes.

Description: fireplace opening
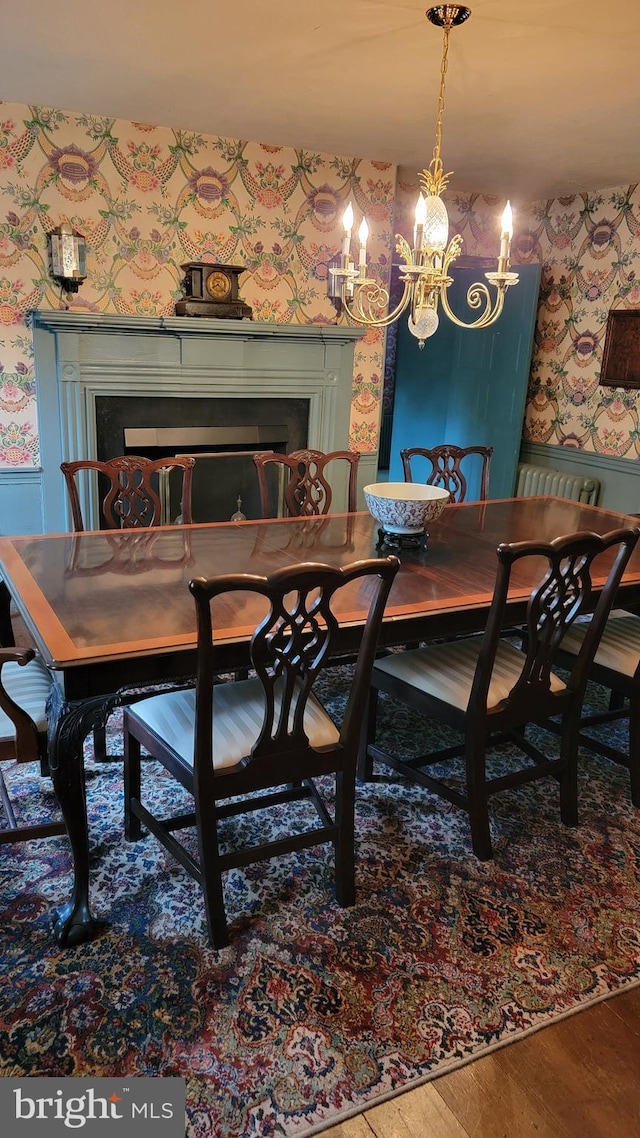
[[124, 425, 289, 522], [95, 395, 309, 522]]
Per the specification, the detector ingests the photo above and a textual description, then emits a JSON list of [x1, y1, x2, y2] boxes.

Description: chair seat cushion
[[373, 637, 565, 712], [127, 677, 340, 771], [561, 611, 640, 679], [0, 656, 53, 741]]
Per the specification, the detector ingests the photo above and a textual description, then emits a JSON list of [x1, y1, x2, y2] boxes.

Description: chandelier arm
[[438, 280, 507, 330], [344, 278, 414, 328]]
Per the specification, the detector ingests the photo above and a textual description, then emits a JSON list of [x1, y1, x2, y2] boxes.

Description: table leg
[[45, 678, 193, 945], [46, 682, 110, 946]]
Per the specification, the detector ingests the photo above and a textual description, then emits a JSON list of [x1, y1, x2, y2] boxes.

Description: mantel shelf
[[29, 310, 364, 346]]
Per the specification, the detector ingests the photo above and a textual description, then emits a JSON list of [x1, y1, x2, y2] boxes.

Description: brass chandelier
[[328, 4, 519, 348]]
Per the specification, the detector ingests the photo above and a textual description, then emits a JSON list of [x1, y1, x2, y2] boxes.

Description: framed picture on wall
[[600, 309, 640, 389]]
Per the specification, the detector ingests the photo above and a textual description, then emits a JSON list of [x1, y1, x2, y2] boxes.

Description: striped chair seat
[[129, 676, 339, 772], [561, 613, 640, 679], [374, 637, 566, 713], [0, 650, 65, 846], [0, 656, 53, 741]]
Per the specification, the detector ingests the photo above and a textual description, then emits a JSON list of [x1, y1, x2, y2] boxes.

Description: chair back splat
[[253, 448, 359, 518], [477, 529, 638, 722], [60, 455, 195, 530], [401, 444, 493, 503], [123, 555, 399, 948], [364, 526, 639, 861]]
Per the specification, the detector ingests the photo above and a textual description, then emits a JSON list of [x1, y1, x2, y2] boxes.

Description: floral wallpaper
[[515, 186, 640, 457], [0, 101, 397, 469], [394, 176, 640, 460], [2, 94, 639, 475]]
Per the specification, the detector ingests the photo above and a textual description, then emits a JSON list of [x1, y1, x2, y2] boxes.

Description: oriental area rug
[[1, 669, 640, 1138]]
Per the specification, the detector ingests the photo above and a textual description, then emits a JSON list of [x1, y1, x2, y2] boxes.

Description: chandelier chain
[[430, 21, 451, 185], [420, 15, 455, 198]]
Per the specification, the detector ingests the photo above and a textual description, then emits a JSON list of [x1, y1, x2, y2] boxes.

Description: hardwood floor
[[324, 986, 640, 1138]]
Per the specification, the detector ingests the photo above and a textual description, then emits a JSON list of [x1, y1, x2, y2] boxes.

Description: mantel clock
[[175, 262, 253, 319]]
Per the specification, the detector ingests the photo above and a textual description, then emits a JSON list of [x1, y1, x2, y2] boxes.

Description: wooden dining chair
[[253, 448, 359, 518], [60, 454, 195, 530], [123, 554, 399, 948], [359, 527, 639, 860], [556, 610, 640, 805], [0, 583, 65, 845], [401, 444, 493, 503], [61, 455, 196, 761]]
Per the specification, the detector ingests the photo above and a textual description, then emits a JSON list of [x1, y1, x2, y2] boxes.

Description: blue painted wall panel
[[389, 263, 541, 500]]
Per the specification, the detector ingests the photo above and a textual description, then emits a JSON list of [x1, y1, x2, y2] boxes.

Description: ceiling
[[1, 0, 639, 200]]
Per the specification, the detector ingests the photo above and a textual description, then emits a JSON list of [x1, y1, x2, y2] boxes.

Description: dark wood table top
[[1, 497, 639, 677], [4, 495, 639, 948]]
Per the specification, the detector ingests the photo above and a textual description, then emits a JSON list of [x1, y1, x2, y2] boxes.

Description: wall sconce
[[48, 222, 87, 295]]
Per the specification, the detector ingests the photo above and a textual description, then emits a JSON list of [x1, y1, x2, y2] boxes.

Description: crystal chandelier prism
[[328, 5, 519, 348]]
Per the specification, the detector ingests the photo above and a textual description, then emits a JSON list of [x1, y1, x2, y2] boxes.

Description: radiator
[[516, 463, 600, 506]]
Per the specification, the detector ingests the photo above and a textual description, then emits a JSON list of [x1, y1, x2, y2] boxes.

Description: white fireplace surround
[[30, 311, 371, 533]]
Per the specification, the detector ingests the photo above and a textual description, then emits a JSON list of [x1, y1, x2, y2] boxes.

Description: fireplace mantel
[[31, 311, 363, 345], [30, 311, 367, 533]]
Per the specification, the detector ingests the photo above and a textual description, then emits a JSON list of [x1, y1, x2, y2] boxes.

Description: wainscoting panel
[[518, 442, 640, 515], [0, 469, 44, 536]]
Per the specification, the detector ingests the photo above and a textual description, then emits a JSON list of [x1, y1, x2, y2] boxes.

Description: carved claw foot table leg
[[47, 682, 111, 946]]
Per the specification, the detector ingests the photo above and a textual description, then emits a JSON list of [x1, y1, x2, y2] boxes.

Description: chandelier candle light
[[328, 4, 519, 348]]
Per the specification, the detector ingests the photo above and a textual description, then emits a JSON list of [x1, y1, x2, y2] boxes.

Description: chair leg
[[124, 719, 142, 842], [629, 699, 640, 808], [0, 767, 66, 842], [93, 724, 109, 763], [196, 809, 229, 950], [465, 739, 492, 860], [609, 689, 626, 713], [357, 690, 378, 782], [0, 768, 18, 829], [334, 768, 356, 907], [559, 713, 579, 828]]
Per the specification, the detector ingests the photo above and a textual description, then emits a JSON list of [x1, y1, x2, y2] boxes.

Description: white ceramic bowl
[[363, 481, 450, 535]]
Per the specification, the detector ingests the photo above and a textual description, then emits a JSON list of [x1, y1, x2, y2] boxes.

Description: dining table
[[1, 495, 640, 946]]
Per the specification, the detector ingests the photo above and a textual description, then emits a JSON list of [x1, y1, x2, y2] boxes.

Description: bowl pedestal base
[[376, 527, 428, 552]]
